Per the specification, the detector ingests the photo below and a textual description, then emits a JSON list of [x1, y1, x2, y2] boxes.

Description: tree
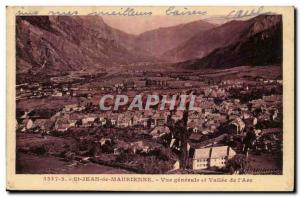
[[104, 118, 112, 128], [226, 154, 248, 174], [242, 127, 256, 155]]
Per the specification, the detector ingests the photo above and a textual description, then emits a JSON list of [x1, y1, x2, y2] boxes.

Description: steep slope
[[166, 15, 282, 63], [134, 20, 216, 60], [16, 16, 140, 75], [184, 20, 282, 69]]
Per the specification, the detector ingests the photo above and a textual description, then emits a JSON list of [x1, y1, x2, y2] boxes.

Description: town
[[15, 65, 283, 174]]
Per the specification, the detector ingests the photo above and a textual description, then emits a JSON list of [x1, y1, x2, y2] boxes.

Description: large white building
[[192, 146, 236, 170]]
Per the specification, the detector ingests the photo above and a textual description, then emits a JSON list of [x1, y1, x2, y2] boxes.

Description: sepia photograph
[[6, 6, 295, 191]]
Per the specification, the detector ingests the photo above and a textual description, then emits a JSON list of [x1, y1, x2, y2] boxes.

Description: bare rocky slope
[[16, 16, 140, 75]]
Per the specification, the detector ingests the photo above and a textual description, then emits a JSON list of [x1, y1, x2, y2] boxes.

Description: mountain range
[[16, 14, 282, 75], [175, 15, 282, 69]]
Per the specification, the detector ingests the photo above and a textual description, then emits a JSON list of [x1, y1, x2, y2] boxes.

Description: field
[[16, 133, 131, 174]]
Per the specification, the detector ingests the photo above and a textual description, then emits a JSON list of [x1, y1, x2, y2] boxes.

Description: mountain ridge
[[16, 15, 282, 76], [133, 20, 216, 59], [16, 16, 217, 75], [173, 15, 282, 69], [164, 15, 282, 63]]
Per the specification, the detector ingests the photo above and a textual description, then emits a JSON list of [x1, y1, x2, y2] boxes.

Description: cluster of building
[[16, 69, 283, 173]]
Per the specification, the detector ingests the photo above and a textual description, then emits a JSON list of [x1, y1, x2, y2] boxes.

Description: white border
[[1, 0, 299, 196]]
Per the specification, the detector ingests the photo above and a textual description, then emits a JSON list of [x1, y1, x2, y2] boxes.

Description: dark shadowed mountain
[[174, 15, 282, 69], [167, 15, 282, 63]]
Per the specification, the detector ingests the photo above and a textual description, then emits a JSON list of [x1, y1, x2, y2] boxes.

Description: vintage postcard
[[6, 6, 294, 191]]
